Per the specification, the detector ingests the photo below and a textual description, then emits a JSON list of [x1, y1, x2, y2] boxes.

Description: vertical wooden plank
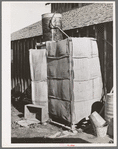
[[51, 3, 53, 13], [78, 29, 81, 37], [57, 3, 59, 12], [13, 41, 15, 91], [104, 23, 107, 94], [93, 26, 96, 38], [16, 41, 19, 87], [24, 39, 26, 91], [95, 25, 98, 40], [32, 38, 34, 49], [26, 39, 29, 86], [11, 42, 13, 90], [19, 40, 22, 93], [75, 29, 78, 37], [71, 30, 74, 37], [86, 27, 89, 37], [25, 39, 28, 90], [27, 39, 31, 87], [41, 36, 43, 43], [21, 40, 24, 93], [23, 39, 25, 92], [20, 40, 23, 93], [79, 3, 82, 8], [97, 24, 104, 86], [14, 41, 16, 89], [106, 22, 113, 92], [31, 38, 33, 49], [63, 3, 65, 12], [34, 37, 37, 49], [19, 40, 21, 92]]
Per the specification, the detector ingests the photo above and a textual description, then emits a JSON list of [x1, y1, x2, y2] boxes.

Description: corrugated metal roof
[[11, 3, 113, 41]]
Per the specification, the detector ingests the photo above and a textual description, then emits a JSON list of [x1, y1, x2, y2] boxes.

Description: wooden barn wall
[[11, 36, 43, 98], [11, 21, 113, 99]]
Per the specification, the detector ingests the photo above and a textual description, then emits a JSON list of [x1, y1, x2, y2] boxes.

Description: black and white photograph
[[2, 1, 117, 147]]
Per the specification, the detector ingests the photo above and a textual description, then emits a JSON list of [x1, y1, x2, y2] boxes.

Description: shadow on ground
[[11, 137, 89, 143]]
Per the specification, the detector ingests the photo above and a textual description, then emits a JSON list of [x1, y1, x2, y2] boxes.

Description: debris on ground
[[16, 118, 40, 128], [11, 103, 114, 143], [48, 132, 62, 138]]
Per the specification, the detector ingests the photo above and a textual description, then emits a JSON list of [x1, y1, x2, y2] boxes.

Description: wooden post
[[68, 39, 74, 129], [104, 23, 107, 95]]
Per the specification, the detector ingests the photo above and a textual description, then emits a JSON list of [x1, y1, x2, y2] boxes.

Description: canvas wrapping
[[29, 49, 47, 81], [46, 38, 103, 125], [29, 49, 48, 106]]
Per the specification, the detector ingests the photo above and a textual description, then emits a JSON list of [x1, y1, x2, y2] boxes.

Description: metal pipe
[[50, 12, 69, 38], [35, 42, 46, 49]]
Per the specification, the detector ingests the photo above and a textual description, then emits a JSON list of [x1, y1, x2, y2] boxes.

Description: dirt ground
[[11, 99, 113, 144]]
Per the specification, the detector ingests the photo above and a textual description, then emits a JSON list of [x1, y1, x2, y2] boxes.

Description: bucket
[[90, 112, 108, 137], [89, 111, 106, 127], [42, 13, 63, 41], [95, 124, 108, 137]]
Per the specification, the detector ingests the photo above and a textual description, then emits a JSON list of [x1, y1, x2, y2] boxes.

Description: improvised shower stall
[[28, 13, 103, 129]]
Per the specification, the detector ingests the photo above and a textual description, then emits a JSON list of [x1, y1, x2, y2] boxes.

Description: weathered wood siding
[[11, 36, 43, 96]]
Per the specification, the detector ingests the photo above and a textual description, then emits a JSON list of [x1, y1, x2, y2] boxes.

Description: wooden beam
[[69, 40, 74, 128], [104, 23, 107, 95]]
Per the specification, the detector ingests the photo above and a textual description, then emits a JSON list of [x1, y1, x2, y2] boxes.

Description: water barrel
[[42, 13, 63, 42], [105, 93, 113, 123], [107, 118, 113, 138], [105, 93, 113, 137]]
